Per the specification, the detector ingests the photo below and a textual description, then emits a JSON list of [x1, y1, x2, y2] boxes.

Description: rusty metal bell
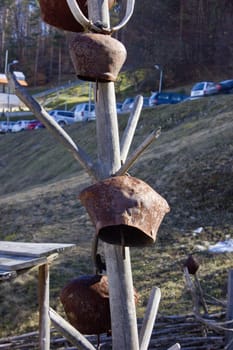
[[70, 33, 127, 82], [60, 275, 111, 335], [60, 274, 139, 335], [38, 0, 87, 32], [38, 0, 116, 33], [79, 175, 170, 247]]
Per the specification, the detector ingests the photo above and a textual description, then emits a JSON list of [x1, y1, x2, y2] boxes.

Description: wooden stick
[[38, 263, 50, 350], [49, 308, 96, 350], [8, 72, 97, 182], [184, 267, 200, 315], [194, 274, 208, 314], [120, 95, 143, 163], [139, 287, 161, 350], [117, 128, 161, 176], [167, 344, 181, 350]]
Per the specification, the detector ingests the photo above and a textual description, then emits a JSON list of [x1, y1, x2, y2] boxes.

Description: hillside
[[0, 93, 232, 338]]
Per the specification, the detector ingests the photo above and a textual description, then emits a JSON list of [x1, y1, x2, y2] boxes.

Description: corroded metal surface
[[39, 0, 116, 32], [38, 0, 87, 32], [70, 33, 127, 82], [60, 274, 139, 335], [60, 275, 111, 335], [79, 175, 170, 247], [184, 255, 200, 275]]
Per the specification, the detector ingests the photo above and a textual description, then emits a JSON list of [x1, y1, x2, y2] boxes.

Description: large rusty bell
[[60, 274, 139, 335], [38, 0, 116, 32], [60, 275, 111, 335], [70, 33, 127, 82], [79, 175, 170, 247]]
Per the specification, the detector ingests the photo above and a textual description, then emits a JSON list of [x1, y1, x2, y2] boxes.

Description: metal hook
[[65, 0, 135, 33]]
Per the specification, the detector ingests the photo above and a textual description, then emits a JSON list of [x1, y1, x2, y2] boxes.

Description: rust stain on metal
[[60, 274, 139, 335], [79, 175, 170, 247], [70, 33, 127, 82]]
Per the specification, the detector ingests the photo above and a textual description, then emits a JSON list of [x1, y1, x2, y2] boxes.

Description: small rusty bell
[[60, 274, 139, 335], [38, 0, 116, 32], [79, 175, 170, 247], [70, 33, 127, 82]]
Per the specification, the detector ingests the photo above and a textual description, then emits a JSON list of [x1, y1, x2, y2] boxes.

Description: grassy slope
[[0, 94, 232, 336]]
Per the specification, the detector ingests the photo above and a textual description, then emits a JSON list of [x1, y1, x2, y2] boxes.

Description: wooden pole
[[38, 263, 50, 350], [139, 287, 161, 350], [226, 269, 233, 349], [49, 308, 96, 350], [88, 1, 139, 349]]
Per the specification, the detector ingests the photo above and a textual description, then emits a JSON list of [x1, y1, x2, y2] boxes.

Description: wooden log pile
[[0, 313, 225, 350]]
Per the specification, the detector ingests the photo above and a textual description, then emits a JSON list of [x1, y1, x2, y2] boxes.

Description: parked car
[[12, 120, 31, 132], [190, 81, 220, 98], [48, 110, 75, 127], [72, 103, 96, 122], [149, 92, 188, 106], [116, 102, 123, 113], [0, 121, 15, 133], [217, 79, 233, 94], [121, 97, 135, 113], [27, 120, 44, 130], [143, 97, 150, 108]]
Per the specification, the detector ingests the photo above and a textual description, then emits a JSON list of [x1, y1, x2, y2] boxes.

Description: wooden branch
[[139, 287, 161, 350], [184, 267, 200, 315], [49, 308, 96, 350], [116, 128, 161, 176], [120, 95, 143, 164], [8, 72, 97, 182], [167, 344, 181, 350], [194, 274, 208, 314]]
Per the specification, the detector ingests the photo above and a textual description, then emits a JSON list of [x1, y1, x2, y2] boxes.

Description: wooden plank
[[0, 254, 46, 271], [0, 241, 75, 258]]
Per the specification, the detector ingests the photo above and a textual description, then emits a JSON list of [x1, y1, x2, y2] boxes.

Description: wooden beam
[[38, 263, 50, 350]]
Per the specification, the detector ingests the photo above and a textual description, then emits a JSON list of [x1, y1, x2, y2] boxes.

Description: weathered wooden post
[[86, 2, 139, 349], [226, 269, 233, 349]]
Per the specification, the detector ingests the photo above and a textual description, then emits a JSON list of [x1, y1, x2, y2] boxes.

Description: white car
[[190, 81, 220, 98], [12, 120, 30, 132], [48, 110, 75, 127], [72, 103, 96, 122], [0, 121, 15, 133]]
